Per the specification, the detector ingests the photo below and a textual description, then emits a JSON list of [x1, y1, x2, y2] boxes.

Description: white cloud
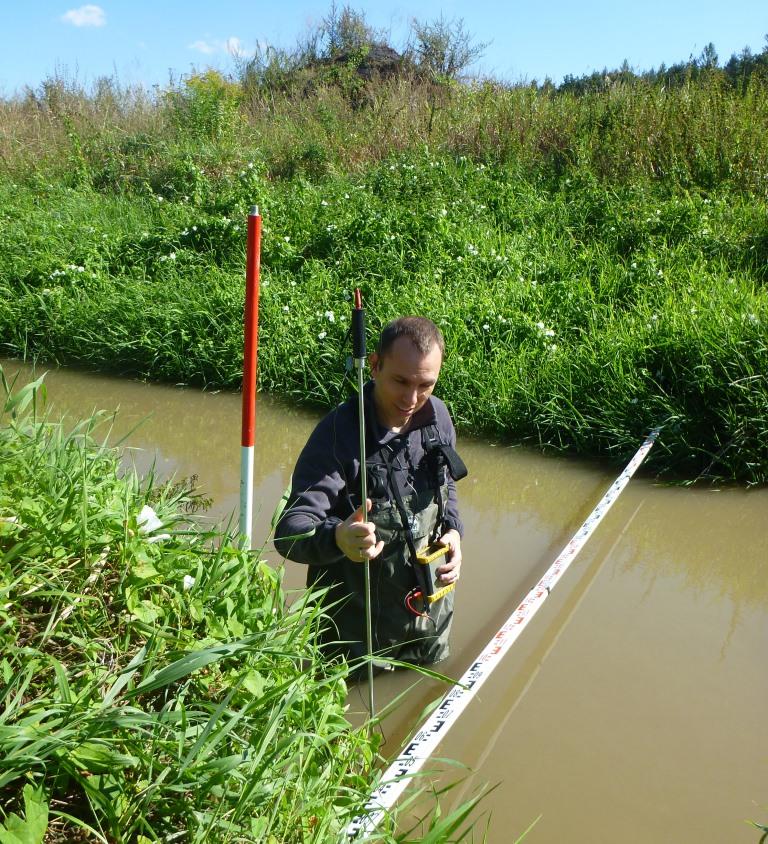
[[61, 5, 106, 27]]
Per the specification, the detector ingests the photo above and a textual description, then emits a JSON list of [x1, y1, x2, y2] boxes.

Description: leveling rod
[[345, 428, 660, 839]]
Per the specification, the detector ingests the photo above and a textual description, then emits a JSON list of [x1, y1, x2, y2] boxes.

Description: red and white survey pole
[[240, 205, 261, 550]]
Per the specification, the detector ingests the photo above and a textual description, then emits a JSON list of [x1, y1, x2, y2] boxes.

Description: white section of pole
[[344, 428, 659, 840], [239, 444, 254, 549]]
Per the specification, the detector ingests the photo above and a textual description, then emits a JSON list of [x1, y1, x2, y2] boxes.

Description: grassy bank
[[0, 369, 485, 841], [1, 73, 767, 483]]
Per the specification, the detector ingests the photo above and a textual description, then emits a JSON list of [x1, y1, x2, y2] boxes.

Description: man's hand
[[335, 499, 384, 562], [435, 528, 462, 584]]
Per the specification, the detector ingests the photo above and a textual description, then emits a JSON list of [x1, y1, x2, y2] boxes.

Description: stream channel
[[3, 359, 767, 843]]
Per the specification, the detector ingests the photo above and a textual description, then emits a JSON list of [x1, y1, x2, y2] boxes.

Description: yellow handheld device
[[416, 542, 449, 565], [416, 542, 455, 604]]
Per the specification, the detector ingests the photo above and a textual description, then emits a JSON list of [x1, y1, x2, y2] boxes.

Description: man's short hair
[[376, 317, 445, 359]]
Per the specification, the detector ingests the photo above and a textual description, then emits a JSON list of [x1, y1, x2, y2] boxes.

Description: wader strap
[[383, 447, 432, 611], [420, 425, 457, 543], [421, 424, 468, 481]]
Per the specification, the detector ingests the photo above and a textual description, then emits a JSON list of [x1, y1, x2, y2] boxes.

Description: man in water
[[274, 316, 466, 667]]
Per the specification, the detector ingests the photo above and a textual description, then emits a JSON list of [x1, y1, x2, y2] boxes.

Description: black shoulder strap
[[420, 425, 469, 482]]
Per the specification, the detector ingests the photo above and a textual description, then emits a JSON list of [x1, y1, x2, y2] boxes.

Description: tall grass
[[2, 70, 767, 192], [1, 144, 766, 482], [1, 368, 489, 842], [1, 69, 766, 482]]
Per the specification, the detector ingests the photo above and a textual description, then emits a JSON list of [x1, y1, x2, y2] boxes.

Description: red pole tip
[[354, 288, 362, 309]]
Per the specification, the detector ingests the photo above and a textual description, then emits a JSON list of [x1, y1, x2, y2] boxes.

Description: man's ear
[[368, 352, 379, 375]]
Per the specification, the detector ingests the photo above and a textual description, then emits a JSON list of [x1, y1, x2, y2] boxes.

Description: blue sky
[[1, 1, 765, 96]]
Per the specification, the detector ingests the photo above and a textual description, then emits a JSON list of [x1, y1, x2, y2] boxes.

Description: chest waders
[[364, 425, 468, 665]]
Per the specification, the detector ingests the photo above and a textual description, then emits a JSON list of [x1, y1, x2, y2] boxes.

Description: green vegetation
[[0, 370, 493, 842], [1, 22, 767, 484]]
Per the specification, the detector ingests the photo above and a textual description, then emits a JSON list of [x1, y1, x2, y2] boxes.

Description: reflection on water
[[2, 359, 766, 843]]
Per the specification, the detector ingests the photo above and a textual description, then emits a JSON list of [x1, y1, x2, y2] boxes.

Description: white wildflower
[[137, 505, 171, 543], [325, 310, 335, 322], [183, 574, 195, 591], [318, 330, 327, 340], [137, 505, 162, 534], [282, 305, 290, 312]]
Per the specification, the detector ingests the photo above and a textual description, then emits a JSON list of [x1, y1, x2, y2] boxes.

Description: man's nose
[[403, 386, 418, 405]]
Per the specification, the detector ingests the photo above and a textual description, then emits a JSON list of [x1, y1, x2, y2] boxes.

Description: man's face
[[370, 337, 443, 431]]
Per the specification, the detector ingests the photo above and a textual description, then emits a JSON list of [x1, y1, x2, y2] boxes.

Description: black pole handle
[[352, 288, 366, 360]]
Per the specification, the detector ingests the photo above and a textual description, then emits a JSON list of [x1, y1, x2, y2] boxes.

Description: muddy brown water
[[3, 360, 766, 842]]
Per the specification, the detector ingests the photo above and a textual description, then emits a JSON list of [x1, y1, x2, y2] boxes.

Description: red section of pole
[[241, 206, 261, 448]]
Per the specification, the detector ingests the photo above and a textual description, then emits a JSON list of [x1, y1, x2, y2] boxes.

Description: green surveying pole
[[352, 288, 375, 721]]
